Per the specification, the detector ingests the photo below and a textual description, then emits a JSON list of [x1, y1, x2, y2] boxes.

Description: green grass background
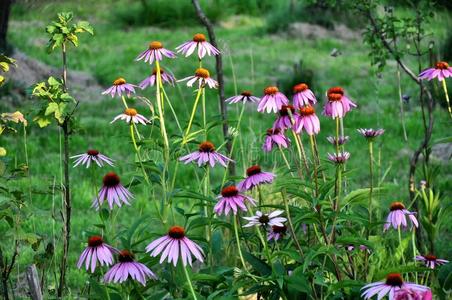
[[2, 0, 451, 295]]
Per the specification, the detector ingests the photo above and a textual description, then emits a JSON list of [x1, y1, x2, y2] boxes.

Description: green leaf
[[375, 265, 432, 279], [285, 266, 311, 294], [45, 103, 59, 116], [438, 262, 452, 291], [243, 251, 271, 276]]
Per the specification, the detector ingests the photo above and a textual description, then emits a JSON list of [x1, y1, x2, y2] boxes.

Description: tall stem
[[155, 61, 170, 154], [309, 135, 319, 196], [367, 141, 374, 238], [183, 266, 198, 300], [441, 79, 452, 118], [184, 87, 203, 143], [281, 190, 304, 257], [233, 214, 248, 270], [202, 87, 207, 140], [397, 66, 408, 141], [398, 226, 406, 265]]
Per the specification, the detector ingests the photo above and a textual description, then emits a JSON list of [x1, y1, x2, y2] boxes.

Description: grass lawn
[[2, 0, 451, 295]]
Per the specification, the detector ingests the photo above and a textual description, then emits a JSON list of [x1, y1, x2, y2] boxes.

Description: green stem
[[204, 167, 213, 268], [278, 146, 292, 173], [309, 135, 319, 196], [121, 96, 128, 109], [412, 229, 418, 283], [183, 266, 198, 300], [398, 226, 406, 265], [281, 190, 304, 257], [396, 66, 408, 141], [155, 61, 170, 154], [441, 79, 452, 118], [161, 87, 183, 134], [183, 87, 203, 143], [233, 214, 248, 270], [367, 141, 374, 238], [335, 117, 340, 155], [202, 87, 207, 140]]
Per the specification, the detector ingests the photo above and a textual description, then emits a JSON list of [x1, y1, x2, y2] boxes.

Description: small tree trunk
[[26, 265, 43, 300], [0, 0, 12, 52]]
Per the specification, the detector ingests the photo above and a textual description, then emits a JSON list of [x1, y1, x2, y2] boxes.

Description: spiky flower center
[[266, 128, 281, 135], [149, 41, 163, 50], [199, 141, 215, 153], [195, 68, 210, 79], [152, 68, 165, 75], [293, 83, 309, 93], [327, 87, 344, 96], [424, 254, 437, 261], [241, 90, 252, 97], [264, 86, 279, 95], [279, 105, 295, 116], [246, 165, 262, 176], [390, 202, 405, 211], [436, 61, 449, 69], [88, 235, 103, 247], [103, 172, 120, 187], [87, 149, 99, 156], [124, 108, 138, 116], [385, 273, 403, 287], [258, 214, 270, 224], [118, 250, 135, 262], [221, 185, 239, 197], [193, 33, 206, 42], [113, 78, 126, 86], [272, 225, 287, 234], [168, 226, 185, 239], [299, 105, 315, 116], [328, 93, 343, 102]]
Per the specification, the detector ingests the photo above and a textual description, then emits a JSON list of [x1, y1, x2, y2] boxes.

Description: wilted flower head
[[176, 33, 220, 59], [93, 172, 134, 210], [273, 105, 296, 131], [111, 108, 150, 125], [263, 128, 290, 152], [139, 68, 176, 89], [104, 250, 157, 286], [361, 273, 430, 300], [225, 90, 260, 104], [267, 225, 287, 241], [146, 226, 204, 267], [419, 61, 452, 81], [323, 86, 357, 119], [257, 86, 289, 113], [243, 210, 287, 228], [77, 236, 117, 273], [237, 165, 275, 191], [135, 41, 176, 64], [383, 202, 418, 231], [327, 136, 349, 146], [179, 141, 233, 168], [415, 254, 449, 269], [71, 149, 114, 168], [327, 151, 350, 164], [294, 105, 320, 135], [1, 111, 27, 126], [102, 77, 137, 98], [179, 67, 218, 89], [214, 185, 256, 216], [293, 83, 317, 108], [358, 128, 385, 140]]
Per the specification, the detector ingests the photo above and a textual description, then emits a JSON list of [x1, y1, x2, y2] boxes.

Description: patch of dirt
[[288, 22, 361, 41], [431, 143, 452, 162], [7, 49, 102, 101]]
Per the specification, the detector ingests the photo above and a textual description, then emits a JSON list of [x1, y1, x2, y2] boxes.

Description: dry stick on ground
[[365, 7, 434, 251], [191, 0, 233, 176]]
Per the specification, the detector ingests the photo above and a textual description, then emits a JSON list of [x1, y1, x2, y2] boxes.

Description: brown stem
[[191, 0, 232, 175]]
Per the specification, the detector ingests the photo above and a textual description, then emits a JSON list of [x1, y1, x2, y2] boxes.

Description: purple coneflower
[[358, 128, 385, 140], [273, 105, 296, 131], [135, 41, 176, 64], [111, 108, 149, 125], [243, 210, 287, 228], [263, 128, 290, 152], [104, 250, 156, 286], [293, 83, 317, 108], [383, 202, 418, 231], [93, 172, 134, 210], [294, 105, 320, 135], [361, 273, 430, 300], [267, 225, 287, 241], [327, 151, 350, 164], [415, 254, 449, 269], [419, 61, 452, 81], [327, 136, 349, 146], [257, 86, 289, 113], [179, 68, 218, 89], [102, 77, 137, 98], [225, 90, 260, 104], [323, 86, 357, 119], [179, 141, 233, 168], [145, 226, 204, 267], [139, 67, 176, 89], [394, 288, 432, 300], [346, 244, 368, 252], [214, 185, 256, 216], [77, 236, 117, 273], [71, 149, 114, 168], [176, 33, 220, 59], [237, 165, 275, 191]]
